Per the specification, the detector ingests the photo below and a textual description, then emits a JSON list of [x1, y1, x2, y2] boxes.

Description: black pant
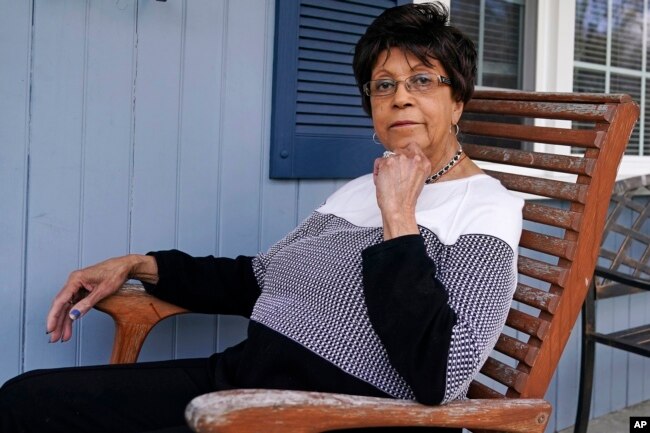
[[0, 357, 216, 433], [0, 358, 461, 433]]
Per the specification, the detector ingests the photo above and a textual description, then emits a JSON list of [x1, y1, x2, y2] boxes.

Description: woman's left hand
[[373, 141, 431, 240]]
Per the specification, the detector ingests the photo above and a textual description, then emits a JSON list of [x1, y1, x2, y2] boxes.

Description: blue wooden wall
[[0, 1, 648, 432]]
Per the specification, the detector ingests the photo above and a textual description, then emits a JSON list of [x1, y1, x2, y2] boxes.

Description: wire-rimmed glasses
[[363, 72, 452, 97]]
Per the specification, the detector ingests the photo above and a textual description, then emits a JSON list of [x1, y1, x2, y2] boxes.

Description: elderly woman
[[0, 2, 522, 433]]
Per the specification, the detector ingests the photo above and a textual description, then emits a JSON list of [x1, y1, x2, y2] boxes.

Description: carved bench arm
[[94, 284, 189, 364], [185, 389, 551, 433]]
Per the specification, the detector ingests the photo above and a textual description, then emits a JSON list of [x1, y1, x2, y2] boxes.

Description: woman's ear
[[451, 100, 464, 125]]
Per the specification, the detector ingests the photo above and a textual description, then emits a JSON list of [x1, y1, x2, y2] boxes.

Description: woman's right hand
[[373, 142, 431, 240], [46, 254, 158, 343]]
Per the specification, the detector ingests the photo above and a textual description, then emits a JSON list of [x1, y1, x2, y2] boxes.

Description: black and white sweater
[[144, 173, 523, 406]]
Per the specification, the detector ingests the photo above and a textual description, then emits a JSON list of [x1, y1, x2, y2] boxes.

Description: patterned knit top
[[250, 173, 523, 403]]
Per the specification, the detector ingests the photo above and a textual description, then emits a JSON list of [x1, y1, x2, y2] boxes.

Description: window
[[574, 0, 647, 156], [450, 0, 535, 150], [270, 0, 408, 179], [451, 0, 529, 90]]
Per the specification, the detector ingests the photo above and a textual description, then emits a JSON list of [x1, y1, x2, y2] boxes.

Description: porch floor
[[558, 399, 650, 433]]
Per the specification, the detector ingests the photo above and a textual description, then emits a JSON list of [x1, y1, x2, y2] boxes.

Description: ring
[[383, 151, 397, 159]]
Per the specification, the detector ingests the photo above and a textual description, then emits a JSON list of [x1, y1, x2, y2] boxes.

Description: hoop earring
[[372, 132, 382, 145], [451, 124, 460, 136]]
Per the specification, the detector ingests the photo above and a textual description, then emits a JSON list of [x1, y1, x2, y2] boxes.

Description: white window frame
[[538, 0, 648, 180], [570, 0, 649, 178]]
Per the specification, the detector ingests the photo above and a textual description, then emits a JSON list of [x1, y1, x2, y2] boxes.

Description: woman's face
[[370, 47, 464, 162]]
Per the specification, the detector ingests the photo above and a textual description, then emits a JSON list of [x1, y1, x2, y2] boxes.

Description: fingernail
[[69, 309, 81, 320], [46, 330, 52, 335]]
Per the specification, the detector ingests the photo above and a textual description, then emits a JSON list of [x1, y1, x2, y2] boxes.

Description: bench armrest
[[185, 389, 551, 433], [94, 284, 189, 363]]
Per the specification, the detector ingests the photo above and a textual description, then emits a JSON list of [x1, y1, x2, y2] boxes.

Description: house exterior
[[0, 1, 648, 432]]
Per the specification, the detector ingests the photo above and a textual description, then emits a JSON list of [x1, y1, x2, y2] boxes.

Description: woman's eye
[[375, 80, 395, 92], [412, 74, 434, 86]]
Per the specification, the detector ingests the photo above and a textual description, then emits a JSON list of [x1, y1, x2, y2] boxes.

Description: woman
[[0, 2, 523, 432]]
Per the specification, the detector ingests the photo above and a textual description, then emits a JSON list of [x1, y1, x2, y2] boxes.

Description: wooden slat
[[518, 256, 569, 287], [513, 283, 560, 314], [464, 144, 595, 176], [506, 309, 551, 340], [467, 380, 506, 399], [522, 202, 582, 231], [460, 120, 603, 148], [495, 333, 540, 367], [480, 357, 529, 394], [464, 99, 615, 122], [488, 170, 588, 203], [472, 90, 632, 104], [520, 229, 576, 260]]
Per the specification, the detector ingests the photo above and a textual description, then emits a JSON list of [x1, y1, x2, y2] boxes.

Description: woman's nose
[[392, 82, 414, 107]]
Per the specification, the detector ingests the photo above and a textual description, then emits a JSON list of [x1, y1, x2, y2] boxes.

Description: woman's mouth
[[390, 121, 419, 128]]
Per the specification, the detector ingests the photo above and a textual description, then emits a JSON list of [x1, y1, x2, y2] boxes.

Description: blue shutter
[[270, 0, 406, 179]]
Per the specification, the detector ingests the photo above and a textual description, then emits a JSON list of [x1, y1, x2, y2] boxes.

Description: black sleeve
[[141, 249, 261, 318], [362, 234, 456, 405]]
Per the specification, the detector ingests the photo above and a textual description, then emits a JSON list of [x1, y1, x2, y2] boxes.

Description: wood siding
[[0, 1, 648, 432]]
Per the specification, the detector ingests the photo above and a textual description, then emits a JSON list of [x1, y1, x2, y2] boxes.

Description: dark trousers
[[0, 358, 461, 433], [0, 357, 216, 433]]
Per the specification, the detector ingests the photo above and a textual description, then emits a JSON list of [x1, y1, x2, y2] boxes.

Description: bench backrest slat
[[464, 143, 596, 175], [512, 283, 560, 314], [464, 99, 615, 122], [461, 121, 602, 148], [459, 90, 639, 400]]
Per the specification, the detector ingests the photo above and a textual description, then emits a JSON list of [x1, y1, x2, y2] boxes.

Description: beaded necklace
[[424, 145, 463, 184]]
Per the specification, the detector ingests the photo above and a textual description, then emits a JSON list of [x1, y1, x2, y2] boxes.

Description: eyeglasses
[[363, 72, 452, 97]]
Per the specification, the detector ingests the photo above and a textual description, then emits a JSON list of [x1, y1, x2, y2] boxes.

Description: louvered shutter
[[270, 0, 408, 179]]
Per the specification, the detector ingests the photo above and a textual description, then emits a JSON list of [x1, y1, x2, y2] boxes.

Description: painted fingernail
[[46, 330, 52, 335], [69, 309, 81, 320]]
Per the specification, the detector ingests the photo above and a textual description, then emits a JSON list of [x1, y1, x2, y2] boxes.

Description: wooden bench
[[574, 174, 650, 433], [96, 90, 639, 433]]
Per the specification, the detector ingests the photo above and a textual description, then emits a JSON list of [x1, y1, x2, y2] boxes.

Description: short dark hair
[[352, 2, 477, 116]]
